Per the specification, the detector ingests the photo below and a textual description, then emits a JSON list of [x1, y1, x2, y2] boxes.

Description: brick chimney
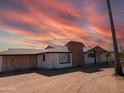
[[66, 41, 85, 67]]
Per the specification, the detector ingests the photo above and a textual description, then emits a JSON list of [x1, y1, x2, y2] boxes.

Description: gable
[[84, 46, 108, 54]]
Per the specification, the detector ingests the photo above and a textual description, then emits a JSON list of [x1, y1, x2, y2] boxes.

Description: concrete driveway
[[0, 65, 124, 93]]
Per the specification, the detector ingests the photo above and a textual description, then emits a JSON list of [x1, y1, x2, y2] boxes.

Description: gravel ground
[[0, 65, 124, 93]]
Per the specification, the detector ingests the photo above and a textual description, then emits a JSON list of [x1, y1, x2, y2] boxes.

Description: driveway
[[0, 65, 124, 93]]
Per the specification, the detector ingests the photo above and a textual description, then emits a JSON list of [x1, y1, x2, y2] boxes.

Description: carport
[[2, 55, 37, 72], [0, 49, 41, 72]]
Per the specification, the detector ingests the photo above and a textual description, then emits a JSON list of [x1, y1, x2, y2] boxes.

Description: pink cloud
[[0, 0, 123, 50]]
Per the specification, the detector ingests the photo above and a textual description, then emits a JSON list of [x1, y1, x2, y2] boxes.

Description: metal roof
[[83, 46, 96, 52], [47, 45, 97, 53], [83, 46, 108, 53], [0, 46, 70, 56], [40, 46, 70, 53], [0, 48, 42, 55], [0, 46, 107, 56]]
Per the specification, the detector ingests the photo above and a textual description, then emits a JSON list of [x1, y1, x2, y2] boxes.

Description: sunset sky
[[0, 0, 124, 51]]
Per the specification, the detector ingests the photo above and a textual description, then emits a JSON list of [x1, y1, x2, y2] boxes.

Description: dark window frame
[[43, 54, 45, 62], [88, 51, 95, 58], [59, 53, 71, 64]]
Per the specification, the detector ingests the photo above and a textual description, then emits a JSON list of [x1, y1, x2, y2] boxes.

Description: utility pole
[[107, 0, 123, 76]]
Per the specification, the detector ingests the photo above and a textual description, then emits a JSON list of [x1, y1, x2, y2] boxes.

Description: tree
[[106, 0, 123, 76]]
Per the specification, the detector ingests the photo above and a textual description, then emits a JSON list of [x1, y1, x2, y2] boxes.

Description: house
[[0, 47, 73, 72], [0, 41, 84, 72], [84, 46, 108, 64], [0, 41, 108, 72], [37, 45, 72, 69]]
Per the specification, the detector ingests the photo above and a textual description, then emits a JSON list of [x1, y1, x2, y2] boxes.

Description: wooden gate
[[2, 55, 37, 72]]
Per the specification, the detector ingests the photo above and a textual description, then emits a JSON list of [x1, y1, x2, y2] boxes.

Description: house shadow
[[35, 64, 111, 77], [0, 69, 36, 77], [0, 64, 112, 77]]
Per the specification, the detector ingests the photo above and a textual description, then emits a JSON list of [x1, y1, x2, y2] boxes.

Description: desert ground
[[0, 65, 124, 93]]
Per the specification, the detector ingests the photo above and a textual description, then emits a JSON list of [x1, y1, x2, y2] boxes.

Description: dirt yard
[[0, 65, 124, 93]]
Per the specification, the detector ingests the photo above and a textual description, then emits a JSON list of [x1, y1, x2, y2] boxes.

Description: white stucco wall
[[37, 53, 72, 69], [84, 52, 107, 64], [0, 56, 2, 72], [100, 54, 107, 62], [96, 53, 107, 63], [37, 54, 53, 69], [84, 53, 95, 64], [47, 53, 59, 69]]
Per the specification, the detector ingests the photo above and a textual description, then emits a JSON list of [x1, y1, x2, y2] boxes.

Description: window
[[43, 54, 45, 61], [88, 51, 95, 58], [59, 53, 71, 64]]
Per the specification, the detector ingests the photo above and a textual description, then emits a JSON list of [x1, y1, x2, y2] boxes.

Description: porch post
[[94, 50, 97, 64]]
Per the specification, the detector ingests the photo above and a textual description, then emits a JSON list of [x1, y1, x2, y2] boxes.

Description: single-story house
[[0, 47, 72, 72], [84, 46, 108, 64], [0, 41, 108, 72], [37, 46, 72, 69], [0, 41, 84, 72]]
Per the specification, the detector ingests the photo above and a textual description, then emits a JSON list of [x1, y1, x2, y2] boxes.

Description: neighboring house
[[120, 48, 124, 53], [109, 51, 124, 63], [0, 41, 108, 72], [108, 52, 115, 62], [84, 46, 108, 64]]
